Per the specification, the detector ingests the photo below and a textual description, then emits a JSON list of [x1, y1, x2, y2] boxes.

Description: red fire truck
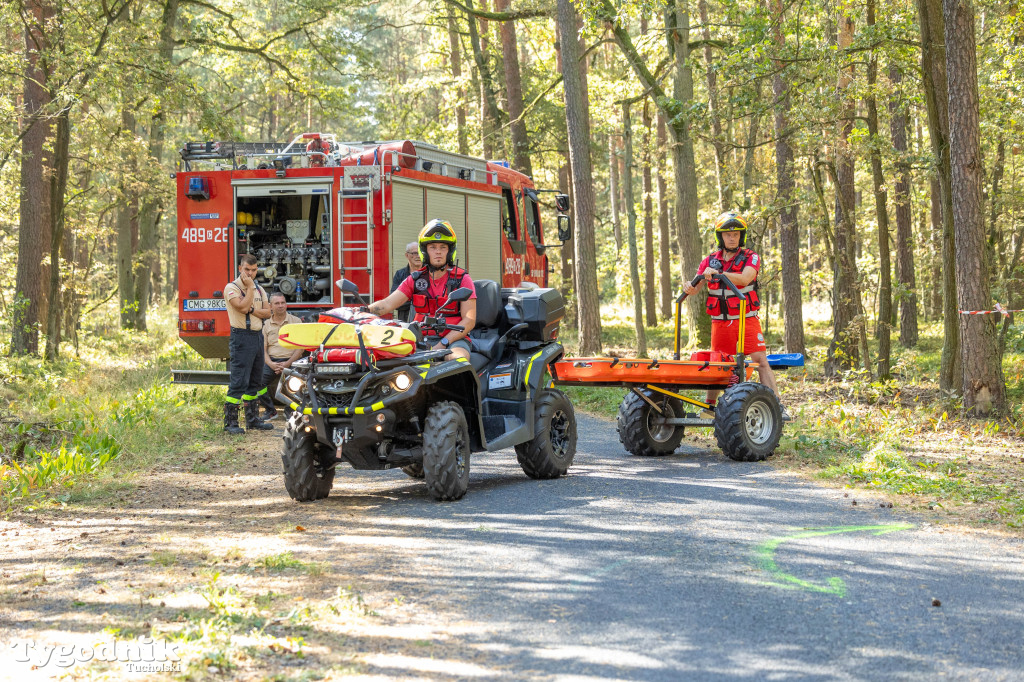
[[173, 133, 571, 364]]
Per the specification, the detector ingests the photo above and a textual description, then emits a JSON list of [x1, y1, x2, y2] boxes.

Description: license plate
[[488, 372, 512, 390], [183, 298, 227, 311]]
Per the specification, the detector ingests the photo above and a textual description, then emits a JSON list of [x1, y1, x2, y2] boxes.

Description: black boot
[[244, 400, 274, 431], [223, 403, 245, 434]]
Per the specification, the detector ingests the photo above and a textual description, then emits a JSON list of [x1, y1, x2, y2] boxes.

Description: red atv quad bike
[[551, 273, 802, 462]]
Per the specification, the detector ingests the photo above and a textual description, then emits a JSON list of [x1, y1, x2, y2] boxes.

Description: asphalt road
[[324, 413, 1024, 681]]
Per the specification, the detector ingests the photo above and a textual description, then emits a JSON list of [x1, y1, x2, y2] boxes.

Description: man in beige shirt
[[223, 254, 273, 434], [259, 292, 303, 419]]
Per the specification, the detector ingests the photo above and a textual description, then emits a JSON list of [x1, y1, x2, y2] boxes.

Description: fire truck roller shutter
[[425, 188, 467, 267], [466, 195, 501, 283], [391, 183, 425, 276], [233, 181, 332, 197]]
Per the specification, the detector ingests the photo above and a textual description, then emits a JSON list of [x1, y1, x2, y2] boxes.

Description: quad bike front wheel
[[422, 401, 471, 501], [714, 382, 783, 461], [617, 389, 685, 457], [282, 415, 336, 501], [516, 388, 577, 479]]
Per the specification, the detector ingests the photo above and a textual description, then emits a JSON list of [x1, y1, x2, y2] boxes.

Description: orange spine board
[[552, 357, 753, 385]]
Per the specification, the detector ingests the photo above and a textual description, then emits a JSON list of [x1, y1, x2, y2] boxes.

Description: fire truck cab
[[174, 134, 571, 362]]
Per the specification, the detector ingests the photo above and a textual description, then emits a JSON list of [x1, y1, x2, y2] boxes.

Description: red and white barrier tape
[[959, 303, 1023, 316]]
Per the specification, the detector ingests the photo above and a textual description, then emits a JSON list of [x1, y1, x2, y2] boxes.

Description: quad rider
[[363, 219, 477, 360], [683, 211, 791, 421]]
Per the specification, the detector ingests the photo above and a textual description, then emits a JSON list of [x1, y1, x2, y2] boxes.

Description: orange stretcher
[[551, 354, 753, 390]]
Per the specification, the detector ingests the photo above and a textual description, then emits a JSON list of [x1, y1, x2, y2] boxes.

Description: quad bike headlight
[[285, 375, 305, 393], [392, 372, 413, 392]]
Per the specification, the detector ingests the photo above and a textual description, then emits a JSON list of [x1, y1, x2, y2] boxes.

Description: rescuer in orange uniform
[[364, 219, 477, 361], [683, 211, 790, 421]]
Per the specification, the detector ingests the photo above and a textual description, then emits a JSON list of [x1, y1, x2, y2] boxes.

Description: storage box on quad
[[504, 287, 564, 342]]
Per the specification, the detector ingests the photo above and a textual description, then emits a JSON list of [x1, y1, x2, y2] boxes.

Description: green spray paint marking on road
[[755, 523, 913, 596]]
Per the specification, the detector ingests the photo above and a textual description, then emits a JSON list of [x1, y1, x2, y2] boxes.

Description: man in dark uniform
[[390, 241, 421, 322], [223, 254, 274, 434]]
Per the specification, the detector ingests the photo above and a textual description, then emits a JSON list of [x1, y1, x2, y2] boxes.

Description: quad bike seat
[[468, 279, 502, 371]]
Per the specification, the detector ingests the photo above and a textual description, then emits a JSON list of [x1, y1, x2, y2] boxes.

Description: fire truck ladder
[[339, 185, 375, 302]]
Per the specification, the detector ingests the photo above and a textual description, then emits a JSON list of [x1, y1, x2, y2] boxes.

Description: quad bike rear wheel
[[516, 388, 577, 479], [282, 415, 336, 501], [714, 382, 782, 461], [422, 401, 471, 501], [617, 389, 685, 457]]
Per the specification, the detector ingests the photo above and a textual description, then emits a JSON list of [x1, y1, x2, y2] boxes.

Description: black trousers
[[226, 328, 266, 404], [259, 355, 291, 411]]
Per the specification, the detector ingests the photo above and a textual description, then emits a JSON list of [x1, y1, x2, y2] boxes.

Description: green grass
[[257, 552, 325, 576], [0, 306, 227, 509]]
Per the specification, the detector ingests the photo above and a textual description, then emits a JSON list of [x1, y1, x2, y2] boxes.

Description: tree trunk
[[942, 0, 1005, 415], [698, 0, 729, 210], [987, 136, 1005, 268], [622, 101, 648, 357], [768, 0, 804, 355], [117, 109, 140, 330], [465, 0, 502, 159], [609, 135, 621, 251], [132, 0, 178, 333], [44, 106, 71, 361], [865, 0, 892, 379], [495, 0, 531, 175], [666, 2, 708, 347], [558, 160, 575, 301], [642, 102, 657, 327], [557, 0, 601, 354], [447, 14, 469, 156], [918, 0, 961, 392], [11, 0, 54, 356], [656, 113, 672, 319], [929, 174, 943, 318], [742, 80, 761, 207], [825, 10, 863, 377], [889, 65, 918, 347], [600, 0, 708, 346]]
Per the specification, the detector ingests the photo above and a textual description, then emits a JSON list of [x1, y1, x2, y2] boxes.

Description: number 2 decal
[[380, 329, 394, 344]]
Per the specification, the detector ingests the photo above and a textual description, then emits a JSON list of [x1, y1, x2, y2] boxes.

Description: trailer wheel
[[616, 389, 685, 457], [714, 382, 782, 462], [401, 463, 425, 479], [281, 415, 335, 501], [515, 388, 577, 479], [422, 401, 470, 501]]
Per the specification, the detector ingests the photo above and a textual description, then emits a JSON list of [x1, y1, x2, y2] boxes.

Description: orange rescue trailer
[[552, 273, 799, 462]]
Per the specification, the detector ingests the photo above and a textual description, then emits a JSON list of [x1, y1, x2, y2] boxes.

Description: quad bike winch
[[551, 273, 803, 462], [275, 278, 577, 502]]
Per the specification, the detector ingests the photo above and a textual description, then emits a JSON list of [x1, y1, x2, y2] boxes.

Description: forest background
[[1, 0, 1023, 528]]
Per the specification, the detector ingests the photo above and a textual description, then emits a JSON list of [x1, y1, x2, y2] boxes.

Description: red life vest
[[705, 248, 761, 321], [410, 266, 468, 334]]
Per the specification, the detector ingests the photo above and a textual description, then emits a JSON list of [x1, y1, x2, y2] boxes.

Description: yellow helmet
[[418, 219, 457, 266], [714, 211, 747, 248]]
